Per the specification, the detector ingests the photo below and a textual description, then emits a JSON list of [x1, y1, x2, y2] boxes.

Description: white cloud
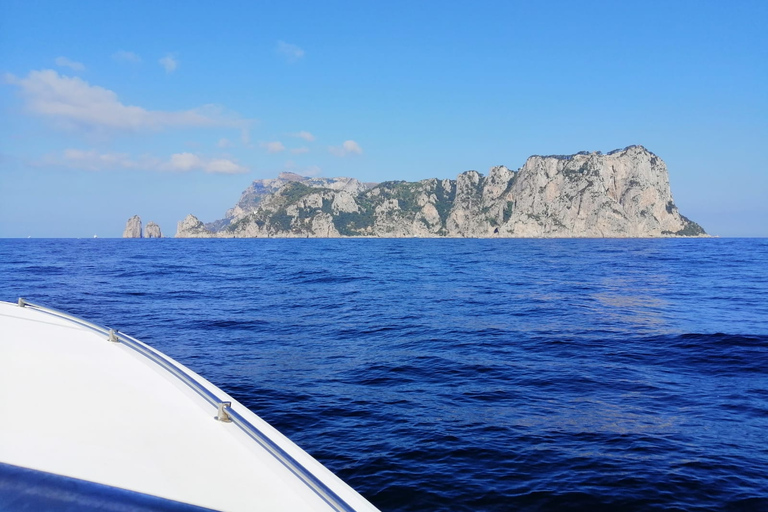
[[260, 141, 285, 153], [161, 152, 249, 174], [290, 147, 310, 154], [164, 153, 249, 174], [166, 152, 200, 171], [4, 69, 249, 133], [328, 140, 363, 157], [112, 50, 142, 64], [276, 41, 305, 62], [41, 148, 248, 174], [217, 138, 234, 148], [202, 158, 249, 174], [290, 130, 315, 141], [55, 57, 85, 71], [159, 54, 178, 73]]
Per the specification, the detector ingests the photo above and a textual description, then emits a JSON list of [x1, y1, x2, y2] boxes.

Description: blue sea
[[2, 238, 767, 511]]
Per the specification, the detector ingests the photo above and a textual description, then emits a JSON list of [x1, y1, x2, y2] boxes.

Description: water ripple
[[1, 238, 767, 511]]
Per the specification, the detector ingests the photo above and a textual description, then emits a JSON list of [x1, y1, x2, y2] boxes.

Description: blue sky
[[1, 0, 766, 237]]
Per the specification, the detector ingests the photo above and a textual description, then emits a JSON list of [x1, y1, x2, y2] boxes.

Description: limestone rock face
[[175, 145, 706, 238], [206, 172, 374, 232], [500, 146, 700, 237], [145, 222, 162, 238], [123, 215, 142, 238], [175, 214, 218, 238]]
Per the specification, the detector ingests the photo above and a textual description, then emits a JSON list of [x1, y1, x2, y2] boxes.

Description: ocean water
[[1, 238, 767, 511]]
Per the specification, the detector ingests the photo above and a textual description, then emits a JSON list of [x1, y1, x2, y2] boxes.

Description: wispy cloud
[[328, 140, 363, 157], [40, 148, 248, 174], [3, 70, 249, 134], [283, 160, 321, 177], [112, 50, 142, 64], [55, 57, 85, 71], [290, 147, 310, 154], [166, 152, 246, 173], [260, 141, 285, 153], [50, 149, 138, 171], [217, 138, 234, 148], [241, 127, 253, 148], [290, 130, 315, 141], [159, 54, 179, 73], [276, 41, 305, 63]]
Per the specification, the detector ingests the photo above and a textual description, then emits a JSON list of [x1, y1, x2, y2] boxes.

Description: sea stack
[[123, 215, 142, 238], [145, 222, 162, 238], [175, 214, 212, 238]]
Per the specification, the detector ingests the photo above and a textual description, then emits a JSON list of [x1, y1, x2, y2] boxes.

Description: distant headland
[[125, 145, 706, 239]]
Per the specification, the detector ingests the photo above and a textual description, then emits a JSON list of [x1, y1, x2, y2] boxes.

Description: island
[[175, 145, 705, 238]]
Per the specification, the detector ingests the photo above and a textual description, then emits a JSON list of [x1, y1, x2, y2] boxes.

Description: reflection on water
[[592, 274, 671, 333]]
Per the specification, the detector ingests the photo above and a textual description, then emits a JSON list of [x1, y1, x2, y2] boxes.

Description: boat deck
[[0, 300, 377, 511]]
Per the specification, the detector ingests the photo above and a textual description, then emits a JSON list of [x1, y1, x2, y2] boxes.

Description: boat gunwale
[[13, 298, 359, 512]]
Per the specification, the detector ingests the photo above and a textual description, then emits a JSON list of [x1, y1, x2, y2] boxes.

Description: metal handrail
[[15, 298, 357, 512]]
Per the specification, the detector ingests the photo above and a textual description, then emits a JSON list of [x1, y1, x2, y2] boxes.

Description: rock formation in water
[[175, 146, 705, 238], [123, 215, 142, 238], [145, 222, 162, 238], [176, 214, 212, 238]]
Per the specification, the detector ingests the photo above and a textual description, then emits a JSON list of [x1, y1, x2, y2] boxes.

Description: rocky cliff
[[175, 146, 705, 238], [123, 215, 142, 238], [145, 222, 162, 238], [123, 215, 164, 238], [202, 172, 373, 232], [177, 214, 211, 238]]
